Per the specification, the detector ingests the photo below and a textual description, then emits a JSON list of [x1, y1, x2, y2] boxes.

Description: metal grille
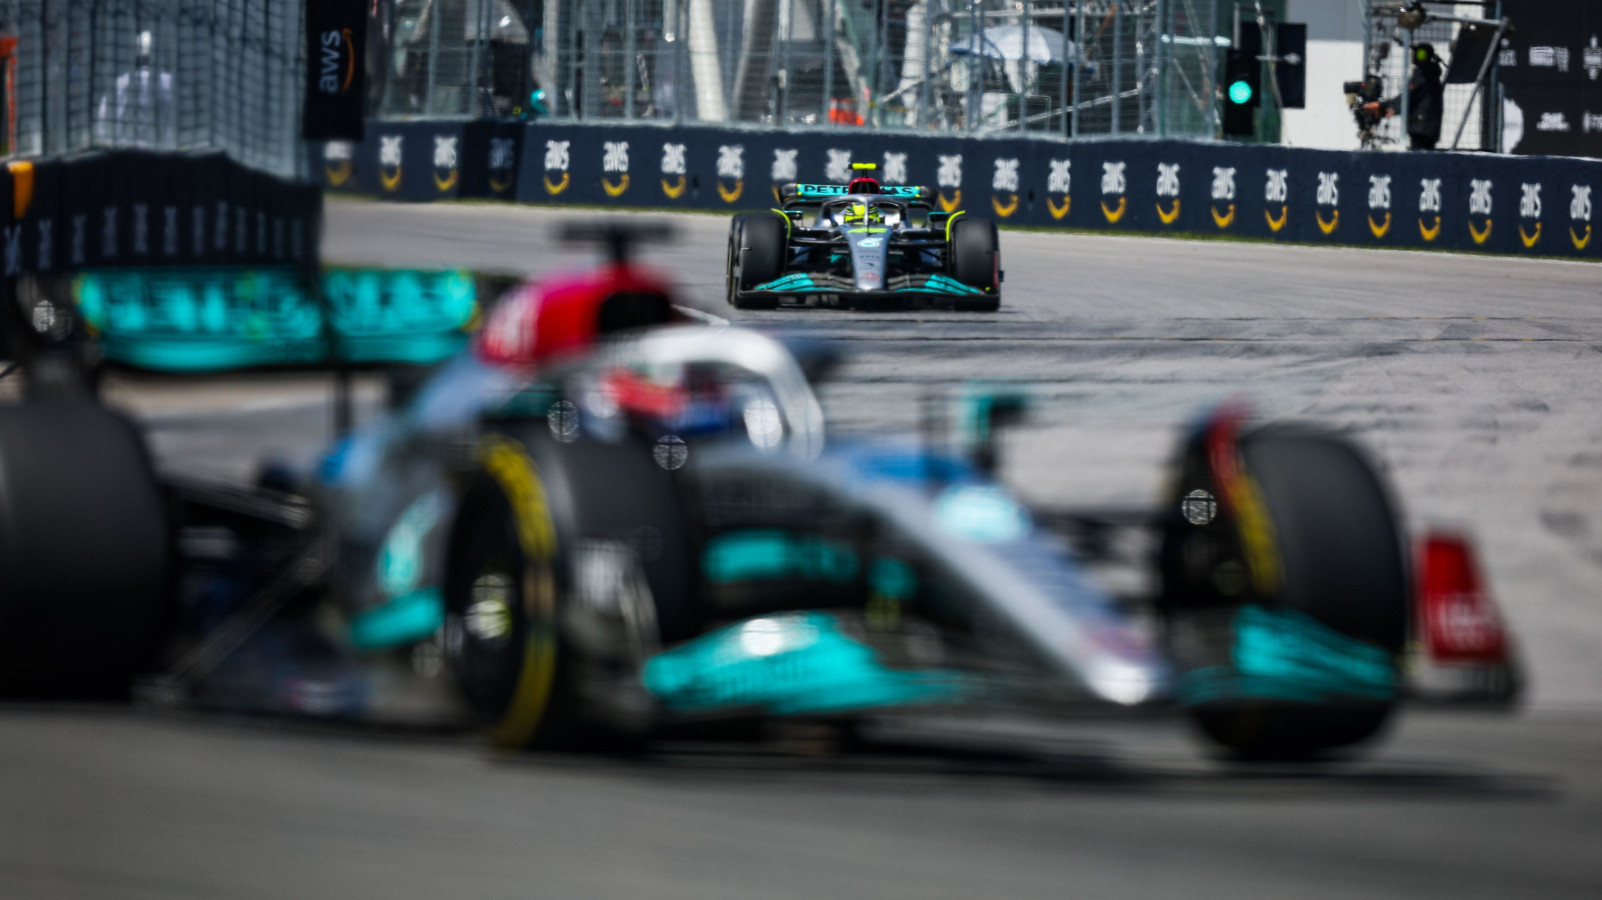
[[0, 0, 305, 176], [377, 0, 1219, 140], [1363, 1, 1500, 151]]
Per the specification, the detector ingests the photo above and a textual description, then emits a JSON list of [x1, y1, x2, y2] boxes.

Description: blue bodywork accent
[[349, 588, 446, 650], [1179, 605, 1398, 705], [642, 611, 971, 714], [704, 531, 859, 583], [752, 273, 825, 293], [895, 273, 984, 295]]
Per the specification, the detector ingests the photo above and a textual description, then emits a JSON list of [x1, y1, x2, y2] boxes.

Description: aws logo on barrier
[[602, 141, 630, 197], [1100, 162, 1126, 222], [1315, 172, 1339, 235], [1264, 169, 1288, 231], [1518, 183, 1542, 248], [1367, 174, 1391, 237], [487, 138, 516, 194], [825, 148, 853, 187], [1467, 178, 1493, 245], [1155, 162, 1181, 224], [1210, 166, 1235, 228], [317, 28, 357, 97], [324, 141, 353, 187], [378, 136, 404, 192], [1045, 159, 1070, 219], [991, 158, 1020, 217], [432, 136, 459, 192], [717, 145, 745, 202], [543, 140, 570, 194], [1572, 185, 1593, 249], [936, 155, 962, 212], [661, 143, 687, 198], [882, 152, 908, 188], [769, 148, 797, 201], [1418, 178, 1442, 240]]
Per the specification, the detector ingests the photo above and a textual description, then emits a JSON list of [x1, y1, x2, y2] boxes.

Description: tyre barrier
[[316, 118, 1602, 260]]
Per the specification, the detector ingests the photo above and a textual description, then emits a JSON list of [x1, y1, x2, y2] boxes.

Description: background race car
[[727, 165, 1002, 312]]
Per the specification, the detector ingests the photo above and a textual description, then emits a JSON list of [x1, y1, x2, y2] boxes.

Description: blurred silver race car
[[727, 166, 1002, 312], [0, 225, 1517, 761]]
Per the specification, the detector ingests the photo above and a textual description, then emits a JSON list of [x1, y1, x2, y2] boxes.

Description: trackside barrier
[[317, 121, 1602, 260], [4, 152, 323, 277]]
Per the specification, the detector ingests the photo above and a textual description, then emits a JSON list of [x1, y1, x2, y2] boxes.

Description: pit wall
[[317, 120, 1602, 260]]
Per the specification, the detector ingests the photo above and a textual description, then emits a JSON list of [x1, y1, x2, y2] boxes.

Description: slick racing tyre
[[443, 425, 696, 751], [1161, 424, 1408, 760], [949, 217, 1001, 312], [725, 215, 746, 306], [730, 213, 785, 310], [0, 401, 173, 698]]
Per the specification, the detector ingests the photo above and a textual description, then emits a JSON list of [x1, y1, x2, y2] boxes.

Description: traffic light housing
[[1222, 23, 1261, 137]]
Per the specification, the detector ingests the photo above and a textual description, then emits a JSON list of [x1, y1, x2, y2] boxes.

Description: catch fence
[[377, 0, 1220, 140]]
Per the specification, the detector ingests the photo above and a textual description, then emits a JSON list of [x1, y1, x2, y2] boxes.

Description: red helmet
[[847, 176, 881, 194]]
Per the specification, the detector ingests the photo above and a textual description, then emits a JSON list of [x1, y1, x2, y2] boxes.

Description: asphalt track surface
[[7, 200, 1599, 897]]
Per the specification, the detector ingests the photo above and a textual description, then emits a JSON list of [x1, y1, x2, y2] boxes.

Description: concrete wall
[[1282, 0, 1367, 150]]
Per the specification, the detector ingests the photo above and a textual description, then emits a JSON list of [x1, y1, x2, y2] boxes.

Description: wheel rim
[[446, 560, 526, 720]]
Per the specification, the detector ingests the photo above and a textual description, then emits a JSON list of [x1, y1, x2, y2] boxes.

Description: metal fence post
[[821, 0, 834, 125], [1017, 0, 1029, 133], [675, 0, 687, 122], [1069, 0, 1081, 138], [1156, 0, 1166, 137], [919, 0, 933, 129], [1399, 25, 1411, 150], [468, 0, 487, 116], [1111, 2, 1122, 134], [777, 0, 792, 124], [425, 0, 442, 115], [966, 0, 982, 131], [624, 0, 638, 119]]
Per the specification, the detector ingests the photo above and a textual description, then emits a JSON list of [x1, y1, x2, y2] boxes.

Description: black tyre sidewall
[[0, 401, 173, 698], [950, 217, 999, 290], [737, 214, 786, 291]]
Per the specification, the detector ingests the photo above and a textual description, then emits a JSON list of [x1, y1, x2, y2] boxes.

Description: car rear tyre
[[949, 217, 1000, 311], [0, 401, 173, 698], [1162, 424, 1408, 760]]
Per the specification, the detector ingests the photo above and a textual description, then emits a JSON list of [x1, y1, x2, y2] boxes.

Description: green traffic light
[[1228, 80, 1253, 104]]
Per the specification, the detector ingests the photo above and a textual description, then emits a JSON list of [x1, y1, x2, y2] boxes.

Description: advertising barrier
[[317, 120, 1602, 260]]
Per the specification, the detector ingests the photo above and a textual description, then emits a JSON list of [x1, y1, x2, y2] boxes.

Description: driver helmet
[[843, 202, 884, 226]]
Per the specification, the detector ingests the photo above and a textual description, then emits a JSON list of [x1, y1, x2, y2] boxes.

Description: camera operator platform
[[1365, 43, 1445, 150], [1348, 2, 1511, 152]]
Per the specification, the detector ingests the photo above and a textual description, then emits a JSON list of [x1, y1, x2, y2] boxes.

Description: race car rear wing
[[779, 183, 933, 203], [35, 266, 492, 373]]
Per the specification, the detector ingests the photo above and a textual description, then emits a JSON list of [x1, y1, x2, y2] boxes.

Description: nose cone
[[846, 228, 887, 292]]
